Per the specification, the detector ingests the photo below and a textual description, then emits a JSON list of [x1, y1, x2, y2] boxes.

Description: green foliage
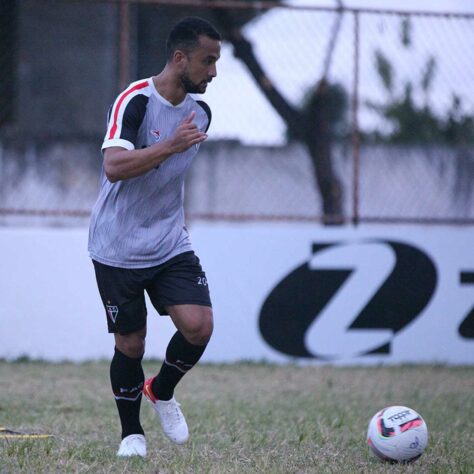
[[288, 80, 349, 142], [367, 83, 439, 143], [368, 18, 474, 144], [375, 49, 394, 95], [421, 56, 436, 95], [367, 84, 474, 145], [445, 95, 474, 143]]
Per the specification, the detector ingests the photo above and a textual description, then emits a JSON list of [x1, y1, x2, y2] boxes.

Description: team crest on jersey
[[150, 129, 161, 142], [106, 305, 119, 323]]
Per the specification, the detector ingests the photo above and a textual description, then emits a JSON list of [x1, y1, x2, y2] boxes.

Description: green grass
[[0, 361, 473, 473]]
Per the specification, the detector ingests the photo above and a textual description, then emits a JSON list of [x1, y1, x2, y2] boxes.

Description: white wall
[[0, 223, 473, 364]]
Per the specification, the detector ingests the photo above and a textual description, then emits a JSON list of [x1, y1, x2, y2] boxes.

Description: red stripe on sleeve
[[108, 80, 149, 140]]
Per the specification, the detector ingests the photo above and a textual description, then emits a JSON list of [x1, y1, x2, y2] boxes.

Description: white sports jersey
[[88, 78, 211, 268]]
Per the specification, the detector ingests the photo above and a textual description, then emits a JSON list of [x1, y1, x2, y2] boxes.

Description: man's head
[[167, 17, 221, 94]]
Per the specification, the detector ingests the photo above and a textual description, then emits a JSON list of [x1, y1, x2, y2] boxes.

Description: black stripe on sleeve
[[120, 94, 149, 146], [196, 100, 212, 133], [106, 104, 113, 125]]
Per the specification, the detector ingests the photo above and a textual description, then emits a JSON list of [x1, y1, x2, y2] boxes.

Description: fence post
[[351, 10, 360, 226], [119, 0, 130, 91]]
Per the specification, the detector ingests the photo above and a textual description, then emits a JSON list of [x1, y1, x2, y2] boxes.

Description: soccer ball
[[367, 405, 428, 462]]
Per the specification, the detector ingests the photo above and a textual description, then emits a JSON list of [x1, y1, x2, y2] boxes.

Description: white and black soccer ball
[[367, 405, 428, 462]]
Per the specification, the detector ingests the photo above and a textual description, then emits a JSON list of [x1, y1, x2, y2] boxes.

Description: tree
[[366, 16, 474, 145], [210, 5, 346, 222]]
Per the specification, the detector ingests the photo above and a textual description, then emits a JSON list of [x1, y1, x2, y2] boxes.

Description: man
[[88, 17, 221, 457]]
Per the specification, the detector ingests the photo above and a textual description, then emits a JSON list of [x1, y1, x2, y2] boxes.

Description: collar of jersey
[[149, 77, 187, 108]]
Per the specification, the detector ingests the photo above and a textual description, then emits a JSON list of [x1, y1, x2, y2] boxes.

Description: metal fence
[[1, 0, 473, 225]]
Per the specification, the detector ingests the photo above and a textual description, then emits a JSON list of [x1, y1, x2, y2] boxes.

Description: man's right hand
[[166, 111, 208, 154]]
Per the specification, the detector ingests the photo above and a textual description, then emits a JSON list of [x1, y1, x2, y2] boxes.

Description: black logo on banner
[[258, 240, 437, 359], [459, 272, 474, 339]]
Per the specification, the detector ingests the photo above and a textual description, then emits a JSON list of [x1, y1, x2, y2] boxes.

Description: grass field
[[0, 360, 473, 473]]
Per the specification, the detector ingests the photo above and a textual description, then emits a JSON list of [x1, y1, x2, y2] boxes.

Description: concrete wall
[[1, 141, 473, 225]]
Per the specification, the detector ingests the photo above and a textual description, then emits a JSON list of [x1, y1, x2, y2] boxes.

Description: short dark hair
[[166, 17, 221, 61]]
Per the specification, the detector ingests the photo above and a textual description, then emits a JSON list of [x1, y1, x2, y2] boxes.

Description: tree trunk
[[212, 10, 343, 222]]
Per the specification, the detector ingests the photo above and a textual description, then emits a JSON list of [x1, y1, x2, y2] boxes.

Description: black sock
[[110, 347, 145, 439], [152, 331, 207, 401]]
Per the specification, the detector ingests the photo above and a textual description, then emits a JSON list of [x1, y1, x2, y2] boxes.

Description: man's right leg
[[92, 260, 148, 457], [111, 327, 146, 441], [112, 327, 147, 457]]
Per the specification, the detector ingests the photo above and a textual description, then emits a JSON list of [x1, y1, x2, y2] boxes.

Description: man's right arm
[[104, 111, 207, 182]]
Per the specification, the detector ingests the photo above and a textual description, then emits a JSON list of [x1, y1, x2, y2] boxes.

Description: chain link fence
[[356, 10, 474, 223], [0, 0, 473, 225]]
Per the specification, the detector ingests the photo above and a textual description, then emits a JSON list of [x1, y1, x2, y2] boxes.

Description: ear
[[173, 49, 187, 67]]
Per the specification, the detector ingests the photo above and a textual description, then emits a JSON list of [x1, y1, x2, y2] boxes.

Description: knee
[[115, 330, 146, 358], [184, 316, 213, 346]]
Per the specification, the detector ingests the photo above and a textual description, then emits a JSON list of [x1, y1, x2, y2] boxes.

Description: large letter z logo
[[258, 240, 437, 360]]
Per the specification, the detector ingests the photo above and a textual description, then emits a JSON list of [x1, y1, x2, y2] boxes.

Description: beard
[[180, 72, 209, 94]]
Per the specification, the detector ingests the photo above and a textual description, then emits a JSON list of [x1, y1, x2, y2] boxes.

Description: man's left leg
[[143, 304, 213, 444], [152, 304, 213, 400]]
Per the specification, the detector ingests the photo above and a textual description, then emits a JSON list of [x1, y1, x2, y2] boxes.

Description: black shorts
[[92, 251, 212, 335]]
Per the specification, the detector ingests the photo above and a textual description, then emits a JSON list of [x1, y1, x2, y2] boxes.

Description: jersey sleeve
[[102, 80, 150, 151], [196, 100, 212, 133]]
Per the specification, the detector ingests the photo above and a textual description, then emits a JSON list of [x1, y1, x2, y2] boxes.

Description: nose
[[209, 63, 217, 78]]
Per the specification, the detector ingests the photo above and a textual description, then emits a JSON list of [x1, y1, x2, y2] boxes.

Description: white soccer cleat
[[116, 434, 147, 457], [143, 377, 189, 445], [154, 397, 189, 445]]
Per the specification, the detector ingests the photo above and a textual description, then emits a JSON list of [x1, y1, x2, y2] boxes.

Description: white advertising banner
[[192, 223, 474, 365], [0, 223, 473, 364]]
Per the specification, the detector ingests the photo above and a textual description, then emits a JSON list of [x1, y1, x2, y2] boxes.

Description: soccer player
[[88, 17, 221, 457]]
